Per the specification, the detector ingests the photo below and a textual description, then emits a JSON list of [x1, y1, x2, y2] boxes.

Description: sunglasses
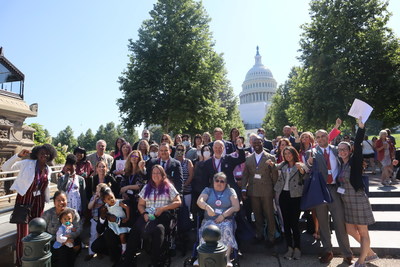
[[176, 149, 184, 152], [131, 155, 139, 158], [214, 179, 226, 184]]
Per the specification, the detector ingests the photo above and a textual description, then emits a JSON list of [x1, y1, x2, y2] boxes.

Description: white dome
[[239, 46, 277, 129]]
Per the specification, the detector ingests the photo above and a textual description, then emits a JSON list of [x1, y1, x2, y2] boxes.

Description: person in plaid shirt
[[122, 165, 181, 267]]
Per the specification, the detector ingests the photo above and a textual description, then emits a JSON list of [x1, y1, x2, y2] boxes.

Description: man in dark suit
[[257, 128, 273, 152], [203, 139, 245, 196], [146, 143, 183, 192], [208, 127, 235, 156], [307, 129, 353, 264]]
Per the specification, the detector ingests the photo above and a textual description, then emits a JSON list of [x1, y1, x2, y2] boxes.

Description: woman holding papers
[[337, 118, 378, 267]]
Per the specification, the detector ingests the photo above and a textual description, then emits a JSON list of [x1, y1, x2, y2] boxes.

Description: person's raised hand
[[18, 149, 31, 158], [357, 116, 364, 129], [335, 118, 342, 129], [138, 160, 146, 170], [266, 159, 274, 167], [236, 137, 243, 148]]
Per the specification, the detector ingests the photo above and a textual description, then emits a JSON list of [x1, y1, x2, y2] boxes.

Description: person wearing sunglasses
[[196, 172, 240, 267]]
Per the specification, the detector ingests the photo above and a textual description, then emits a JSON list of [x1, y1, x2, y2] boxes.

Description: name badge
[[33, 190, 41, 197], [215, 208, 223, 215], [254, 174, 261, 179], [328, 170, 332, 175], [235, 171, 242, 176], [337, 187, 345, 194], [126, 190, 134, 195]]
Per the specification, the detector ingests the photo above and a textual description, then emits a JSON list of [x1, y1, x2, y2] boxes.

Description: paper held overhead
[[348, 99, 373, 123]]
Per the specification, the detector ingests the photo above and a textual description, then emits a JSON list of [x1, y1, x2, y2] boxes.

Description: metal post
[[197, 224, 227, 267], [21, 217, 52, 267]]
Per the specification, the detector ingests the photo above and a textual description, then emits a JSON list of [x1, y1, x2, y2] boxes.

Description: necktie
[[324, 149, 333, 184], [161, 161, 166, 169]]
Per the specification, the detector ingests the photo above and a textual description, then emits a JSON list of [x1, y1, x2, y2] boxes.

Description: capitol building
[[239, 47, 277, 130]]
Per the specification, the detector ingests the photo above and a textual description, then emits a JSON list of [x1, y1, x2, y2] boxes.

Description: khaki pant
[[251, 195, 276, 241]]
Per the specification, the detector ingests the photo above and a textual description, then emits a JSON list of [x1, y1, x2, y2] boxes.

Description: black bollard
[[197, 225, 227, 267], [21, 217, 52, 267]]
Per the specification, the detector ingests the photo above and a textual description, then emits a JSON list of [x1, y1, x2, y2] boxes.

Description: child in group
[[58, 154, 87, 215], [85, 183, 109, 261], [53, 208, 75, 249], [102, 188, 130, 254]]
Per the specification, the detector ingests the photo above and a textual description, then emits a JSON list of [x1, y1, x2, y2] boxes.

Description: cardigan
[[1, 154, 51, 202]]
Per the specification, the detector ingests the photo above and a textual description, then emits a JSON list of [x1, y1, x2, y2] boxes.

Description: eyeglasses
[[131, 155, 139, 158], [176, 149, 184, 152], [214, 179, 225, 184]]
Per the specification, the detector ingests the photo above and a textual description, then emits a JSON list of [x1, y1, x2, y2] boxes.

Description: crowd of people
[[2, 119, 399, 267]]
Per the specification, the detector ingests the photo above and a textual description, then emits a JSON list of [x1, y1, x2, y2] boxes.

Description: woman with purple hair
[[123, 165, 181, 266]]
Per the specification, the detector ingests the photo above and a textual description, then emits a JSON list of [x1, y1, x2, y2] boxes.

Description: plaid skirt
[[341, 178, 375, 225]]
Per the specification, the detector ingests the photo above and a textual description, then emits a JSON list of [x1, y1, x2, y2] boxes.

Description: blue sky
[[2, 0, 399, 137]]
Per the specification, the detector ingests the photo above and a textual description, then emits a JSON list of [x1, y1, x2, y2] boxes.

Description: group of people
[[1, 119, 398, 267]]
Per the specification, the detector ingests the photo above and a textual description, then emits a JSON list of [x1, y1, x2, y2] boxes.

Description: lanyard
[[213, 188, 225, 201], [212, 157, 222, 172], [129, 174, 136, 185], [254, 153, 263, 169], [67, 175, 76, 193], [35, 165, 43, 190]]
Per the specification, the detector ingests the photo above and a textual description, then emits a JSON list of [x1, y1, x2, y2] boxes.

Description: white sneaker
[[193, 259, 199, 266]]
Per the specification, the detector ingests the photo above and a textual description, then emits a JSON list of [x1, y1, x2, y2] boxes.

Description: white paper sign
[[116, 160, 126, 171], [348, 99, 373, 123]]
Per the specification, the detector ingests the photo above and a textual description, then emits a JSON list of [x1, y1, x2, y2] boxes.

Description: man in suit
[[87, 139, 114, 172], [257, 128, 273, 152], [208, 127, 235, 156], [146, 143, 183, 193], [203, 139, 245, 196], [242, 137, 278, 244], [307, 129, 353, 264], [132, 129, 153, 150]]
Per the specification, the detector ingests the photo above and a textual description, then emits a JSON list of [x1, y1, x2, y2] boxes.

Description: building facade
[[239, 47, 277, 130]]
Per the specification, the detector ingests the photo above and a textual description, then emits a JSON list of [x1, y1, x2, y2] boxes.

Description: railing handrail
[[0, 165, 63, 182]]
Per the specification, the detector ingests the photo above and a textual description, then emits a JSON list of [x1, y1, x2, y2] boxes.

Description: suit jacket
[[309, 145, 340, 183], [242, 151, 278, 197], [208, 140, 235, 155], [203, 148, 245, 191], [263, 139, 274, 152], [273, 162, 308, 198], [87, 153, 114, 173], [244, 146, 270, 154], [146, 157, 183, 192]]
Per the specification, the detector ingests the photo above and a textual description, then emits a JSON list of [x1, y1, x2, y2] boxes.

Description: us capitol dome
[[239, 46, 277, 130]]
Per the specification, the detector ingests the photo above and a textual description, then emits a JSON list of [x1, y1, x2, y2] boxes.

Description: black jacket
[[203, 148, 245, 193]]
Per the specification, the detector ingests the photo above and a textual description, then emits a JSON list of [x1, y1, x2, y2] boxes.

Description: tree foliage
[[29, 123, 52, 146], [118, 0, 243, 135], [52, 126, 78, 152], [77, 128, 96, 151], [281, 0, 400, 131]]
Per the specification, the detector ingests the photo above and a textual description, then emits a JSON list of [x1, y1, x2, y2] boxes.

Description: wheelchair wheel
[[183, 256, 196, 266], [231, 258, 240, 267]]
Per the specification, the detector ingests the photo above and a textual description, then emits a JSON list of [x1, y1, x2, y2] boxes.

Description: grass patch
[[392, 133, 400, 148]]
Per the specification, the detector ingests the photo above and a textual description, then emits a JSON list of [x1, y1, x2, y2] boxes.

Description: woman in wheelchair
[[196, 172, 240, 267], [123, 164, 181, 267]]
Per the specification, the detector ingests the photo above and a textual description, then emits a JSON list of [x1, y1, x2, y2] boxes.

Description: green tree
[[29, 123, 52, 145], [53, 126, 78, 152], [118, 0, 243, 135], [288, 0, 400, 130], [77, 128, 96, 151]]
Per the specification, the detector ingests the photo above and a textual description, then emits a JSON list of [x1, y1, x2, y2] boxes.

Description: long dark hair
[[114, 137, 127, 158], [143, 165, 171, 199], [282, 146, 300, 164]]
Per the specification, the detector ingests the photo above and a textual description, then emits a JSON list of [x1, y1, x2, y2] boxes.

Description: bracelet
[[221, 213, 225, 218]]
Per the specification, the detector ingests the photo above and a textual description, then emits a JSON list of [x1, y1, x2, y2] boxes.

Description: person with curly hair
[[1, 144, 57, 266]]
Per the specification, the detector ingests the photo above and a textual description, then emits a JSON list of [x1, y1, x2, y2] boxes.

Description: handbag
[[10, 203, 32, 224], [301, 159, 333, 211]]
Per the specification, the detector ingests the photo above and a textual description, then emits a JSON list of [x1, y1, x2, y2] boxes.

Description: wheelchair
[[140, 209, 178, 267]]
